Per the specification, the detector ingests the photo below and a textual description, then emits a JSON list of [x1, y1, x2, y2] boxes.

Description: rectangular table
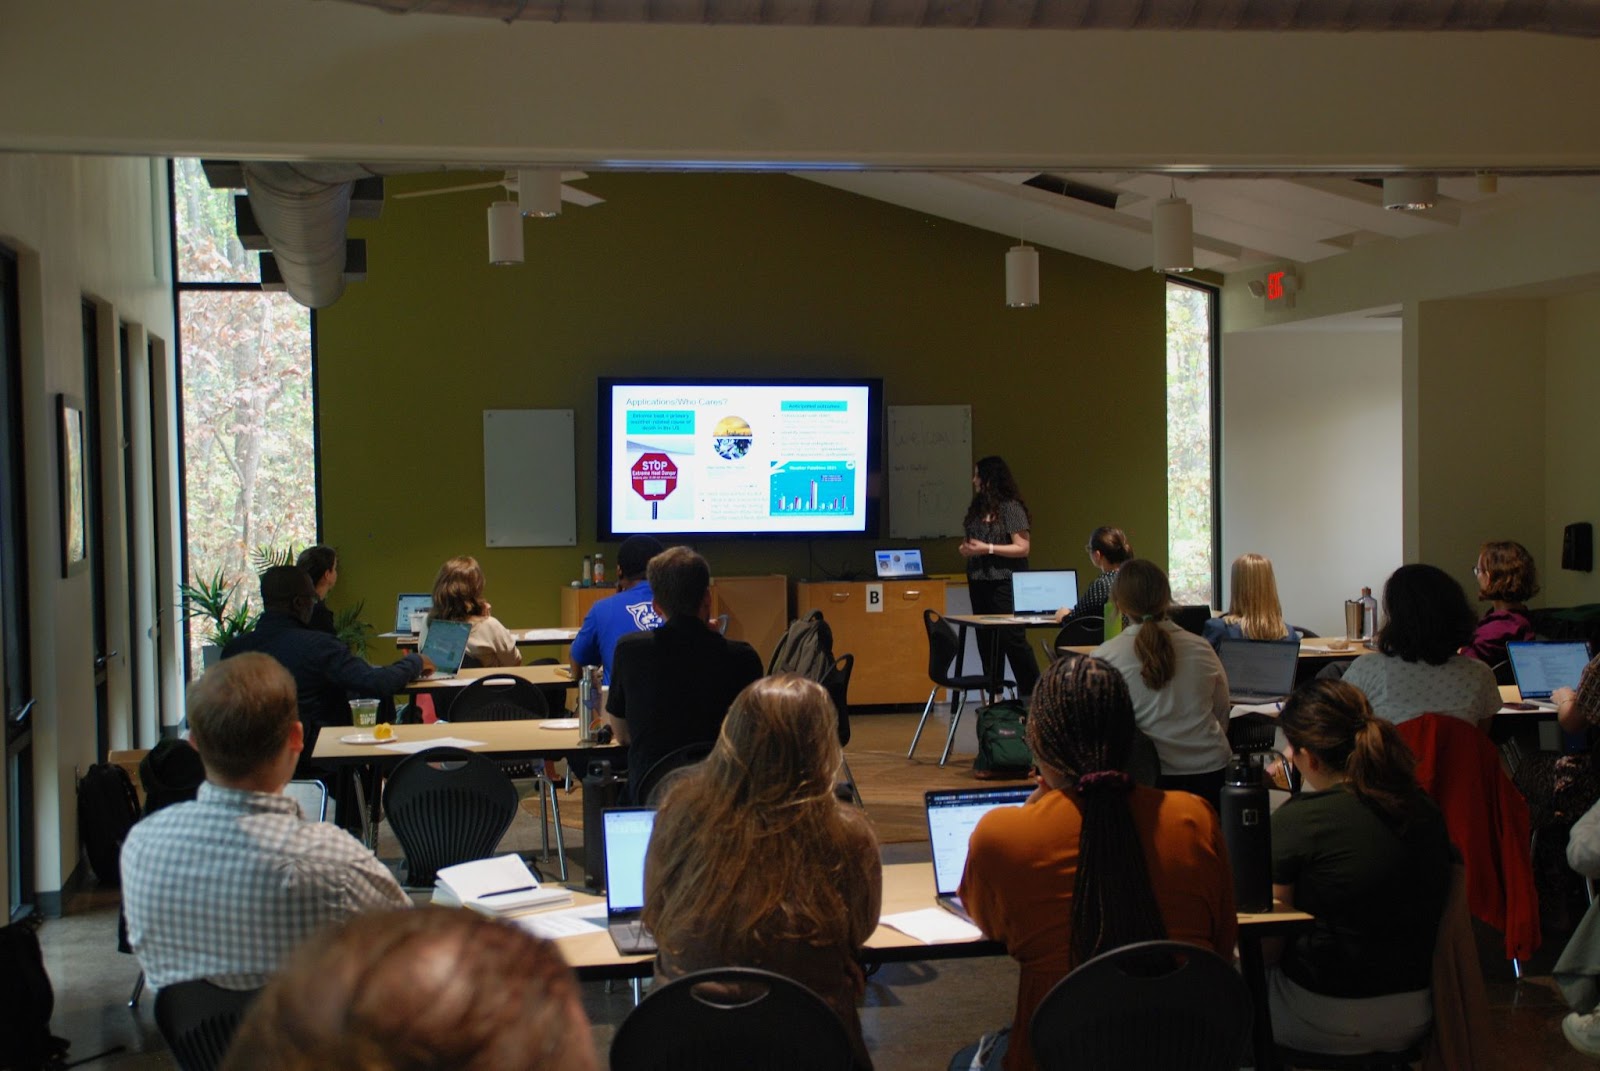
[[388, 626, 579, 651], [945, 613, 1061, 696], [401, 663, 578, 696]]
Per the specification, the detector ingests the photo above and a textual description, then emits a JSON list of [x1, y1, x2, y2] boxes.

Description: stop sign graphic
[[630, 453, 679, 519]]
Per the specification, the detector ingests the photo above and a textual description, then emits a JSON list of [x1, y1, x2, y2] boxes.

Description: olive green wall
[[319, 174, 1168, 647]]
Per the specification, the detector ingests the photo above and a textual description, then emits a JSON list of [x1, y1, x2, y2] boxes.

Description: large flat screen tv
[[598, 377, 883, 540]]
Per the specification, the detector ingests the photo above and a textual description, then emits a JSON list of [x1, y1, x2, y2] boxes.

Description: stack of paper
[[432, 854, 572, 916]]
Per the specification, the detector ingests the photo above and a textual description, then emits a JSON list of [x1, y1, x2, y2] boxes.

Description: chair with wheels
[[825, 653, 863, 807], [1029, 940, 1250, 1071], [610, 966, 854, 1071], [448, 672, 569, 880], [909, 609, 1012, 767], [637, 741, 715, 805], [381, 746, 518, 886], [154, 980, 260, 1071]]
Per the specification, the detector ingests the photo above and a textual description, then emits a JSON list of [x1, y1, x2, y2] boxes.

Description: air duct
[[236, 163, 382, 309]]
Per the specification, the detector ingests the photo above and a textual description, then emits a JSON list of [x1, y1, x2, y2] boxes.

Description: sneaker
[[1563, 1010, 1600, 1057]]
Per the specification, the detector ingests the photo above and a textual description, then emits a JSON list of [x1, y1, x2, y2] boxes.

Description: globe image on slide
[[712, 415, 753, 460]]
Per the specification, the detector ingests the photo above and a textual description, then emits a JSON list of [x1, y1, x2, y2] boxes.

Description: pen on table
[[478, 885, 539, 899]]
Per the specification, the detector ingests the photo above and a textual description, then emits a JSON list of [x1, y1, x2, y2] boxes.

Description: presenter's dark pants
[[967, 577, 1040, 698]]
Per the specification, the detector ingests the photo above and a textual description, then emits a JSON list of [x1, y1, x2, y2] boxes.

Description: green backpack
[[973, 700, 1032, 779]]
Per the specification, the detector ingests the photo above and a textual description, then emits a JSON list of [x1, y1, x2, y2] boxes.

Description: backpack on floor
[[767, 610, 835, 683], [76, 763, 141, 887], [973, 700, 1032, 779], [0, 918, 69, 1070]]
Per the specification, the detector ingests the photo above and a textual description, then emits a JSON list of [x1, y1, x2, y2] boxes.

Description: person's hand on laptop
[[416, 654, 437, 677], [1053, 607, 1071, 624]]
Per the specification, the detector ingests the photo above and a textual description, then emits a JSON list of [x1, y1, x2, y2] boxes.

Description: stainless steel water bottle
[[1220, 754, 1272, 912]]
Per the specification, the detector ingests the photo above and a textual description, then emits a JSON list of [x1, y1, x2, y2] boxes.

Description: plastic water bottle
[[1359, 586, 1378, 640], [593, 552, 605, 586], [1220, 755, 1272, 912], [581, 554, 592, 588]]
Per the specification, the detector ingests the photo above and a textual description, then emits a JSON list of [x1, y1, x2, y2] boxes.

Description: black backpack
[[0, 918, 68, 1070], [76, 763, 141, 887], [767, 610, 835, 683]]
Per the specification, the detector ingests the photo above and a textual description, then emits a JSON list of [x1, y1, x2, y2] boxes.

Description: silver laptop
[[603, 807, 658, 954], [874, 548, 925, 579], [1508, 640, 1592, 707], [393, 593, 431, 634], [417, 618, 472, 680], [924, 787, 1032, 922], [1217, 637, 1301, 705], [1011, 570, 1078, 622]]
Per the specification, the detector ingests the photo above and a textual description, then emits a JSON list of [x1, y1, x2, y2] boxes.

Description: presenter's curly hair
[[963, 455, 1030, 530], [430, 556, 489, 622], [220, 907, 597, 1071], [642, 675, 879, 963], [1027, 656, 1168, 968]]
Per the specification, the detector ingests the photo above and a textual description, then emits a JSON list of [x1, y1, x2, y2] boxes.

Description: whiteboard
[[887, 405, 972, 538], [483, 409, 577, 547]]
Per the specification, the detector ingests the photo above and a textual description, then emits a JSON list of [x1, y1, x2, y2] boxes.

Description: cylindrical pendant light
[[487, 201, 523, 265], [519, 169, 563, 218], [1382, 176, 1437, 210], [1006, 244, 1039, 307], [1151, 197, 1194, 273]]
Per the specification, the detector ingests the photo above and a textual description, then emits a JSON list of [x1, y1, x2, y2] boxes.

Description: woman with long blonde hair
[[1203, 553, 1296, 650], [428, 555, 520, 668], [643, 674, 882, 1069]]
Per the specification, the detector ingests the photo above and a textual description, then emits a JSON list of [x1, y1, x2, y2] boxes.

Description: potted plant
[[335, 601, 374, 657], [180, 568, 258, 666]]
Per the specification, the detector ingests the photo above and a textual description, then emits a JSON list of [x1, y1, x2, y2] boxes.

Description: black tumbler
[[1220, 754, 1273, 912]]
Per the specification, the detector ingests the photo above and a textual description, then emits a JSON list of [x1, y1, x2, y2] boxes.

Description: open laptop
[[393, 593, 431, 634], [1010, 570, 1078, 623], [416, 618, 472, 680], [1217, 637, 1301, 706], [924, 786, 1033, 922], [1508, 640, 1592, 708], [602, 807, 658, 954], [874, 548, 925, 579]]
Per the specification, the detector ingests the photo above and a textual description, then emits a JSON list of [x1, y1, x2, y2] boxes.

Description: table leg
[[1237, 931, 1278, 1071], [352, 766, 375, 850]]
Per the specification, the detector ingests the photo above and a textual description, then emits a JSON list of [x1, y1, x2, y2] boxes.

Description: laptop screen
[[419, 618, 472, 673], [1011, 570, 1078, 615], [1217, 638, 1300, 697], [394, 593, 431, 633], [925, 787, 1032, 895], [603, 808, 657, 914], [1508, 641, 1592, 700], [874, 549, 924, 578]]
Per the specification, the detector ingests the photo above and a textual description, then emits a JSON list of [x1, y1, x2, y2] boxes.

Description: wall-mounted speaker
[[1563, 522, 1593, 572]]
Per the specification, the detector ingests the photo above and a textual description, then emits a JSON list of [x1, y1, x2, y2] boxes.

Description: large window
[[174, 160, 317, 672], [1166, 279, 1218, 608]]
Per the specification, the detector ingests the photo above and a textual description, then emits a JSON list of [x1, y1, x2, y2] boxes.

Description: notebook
[[603, 807, 658, 954], [1010, 570, 1078, 621], [1217, 637, 1301, 705], [393, 593, 431, 634], [924, 787, 1033, 922], [874, 548, 925, 579], [1508, 640, 1592, 705], [417, 618, 472, 680]]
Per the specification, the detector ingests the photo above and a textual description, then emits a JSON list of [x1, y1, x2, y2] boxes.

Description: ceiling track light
[[1382, 175, 1437, 210], [518, 169, 563, 218], [1151, 194, 1194, 273], [1006, 244, 1039, 307], [487, 200, 524, 265]]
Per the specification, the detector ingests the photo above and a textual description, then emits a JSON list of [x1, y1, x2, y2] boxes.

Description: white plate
[[538, 719, 580, 730], [339, 733, 392, 745]]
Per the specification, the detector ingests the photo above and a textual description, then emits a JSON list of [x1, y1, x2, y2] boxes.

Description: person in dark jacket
[[296, 545, 339, 636]]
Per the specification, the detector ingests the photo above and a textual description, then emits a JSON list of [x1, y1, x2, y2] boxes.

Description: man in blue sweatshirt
[[569, 535, 664, 684]]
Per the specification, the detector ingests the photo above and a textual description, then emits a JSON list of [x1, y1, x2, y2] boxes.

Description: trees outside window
[[1166, 279, 1217, 608]]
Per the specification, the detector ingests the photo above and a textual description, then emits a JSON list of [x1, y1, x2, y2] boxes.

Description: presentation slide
[[604, 381, 874, 536]]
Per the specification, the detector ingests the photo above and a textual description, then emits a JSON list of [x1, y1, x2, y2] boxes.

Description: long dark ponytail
[[1280, 679, 1421, 826], [1026, 656, 1167, 967]]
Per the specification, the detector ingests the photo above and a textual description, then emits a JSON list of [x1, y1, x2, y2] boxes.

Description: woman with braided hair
[[951, 656, 1237, 1071], [1268, 679, 1451, 1053], [643, 674, 882, 1070]]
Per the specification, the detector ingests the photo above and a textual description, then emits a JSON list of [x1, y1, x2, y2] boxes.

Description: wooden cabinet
[[794, 579, 945, 706], [559, 575, 790, 667]]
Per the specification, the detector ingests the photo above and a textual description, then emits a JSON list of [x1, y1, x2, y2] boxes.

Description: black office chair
[[154, 980, 260, 1071], [636, 741, 715, 805], [1490, 659, 1516, 687], [1029, 940, 1250, 1071], [823, 652, 854, 748], [909, 609, 1012, 767], [1171, 604, 1212, 636], [610, 967, 854, 1071], [382, 746, 518, 886], [1052, 615, 1105, 651]]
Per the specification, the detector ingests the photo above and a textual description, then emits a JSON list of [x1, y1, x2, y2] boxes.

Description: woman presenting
[[959, 456, 1040, 699]]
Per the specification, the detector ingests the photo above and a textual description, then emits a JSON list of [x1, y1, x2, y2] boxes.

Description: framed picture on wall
[[57, 393, 86, 578]]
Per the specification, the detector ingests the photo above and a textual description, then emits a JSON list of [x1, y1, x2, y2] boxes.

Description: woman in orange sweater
[[952, 655, 1237, 1071]]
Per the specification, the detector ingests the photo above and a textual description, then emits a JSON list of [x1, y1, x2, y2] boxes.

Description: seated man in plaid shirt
[[121, 653, 409, 990]]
